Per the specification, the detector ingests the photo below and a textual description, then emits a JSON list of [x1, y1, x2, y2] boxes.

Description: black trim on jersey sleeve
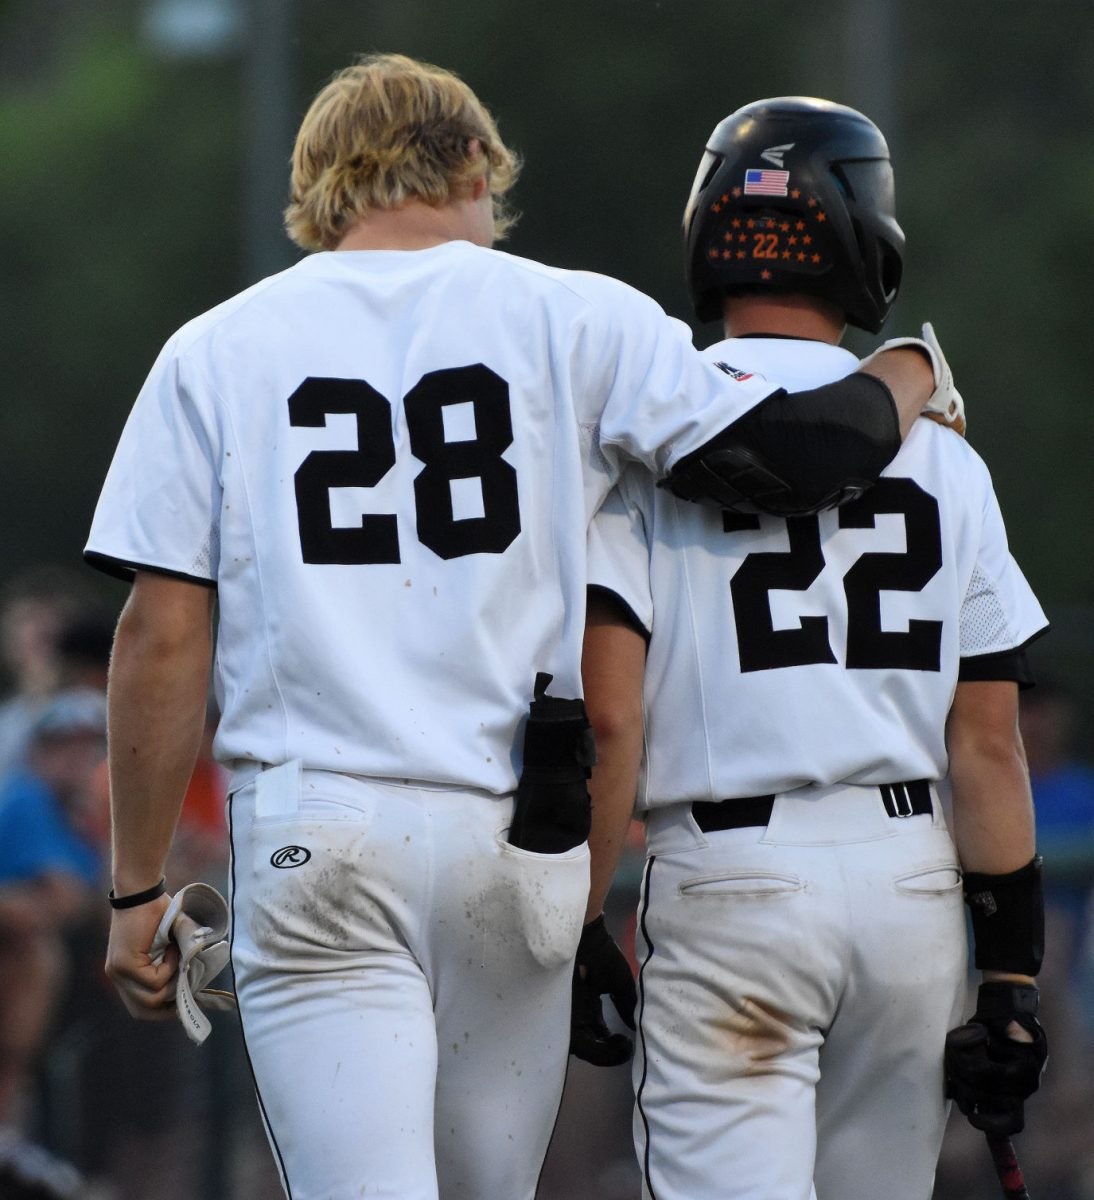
[[959, 629, 1049, 691], [663, 373, 900, 517], [587, 585, 651, 641], [83, 551, 218, 589]]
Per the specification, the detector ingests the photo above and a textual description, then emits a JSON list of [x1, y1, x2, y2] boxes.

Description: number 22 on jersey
[[724, 478, 943, 673]]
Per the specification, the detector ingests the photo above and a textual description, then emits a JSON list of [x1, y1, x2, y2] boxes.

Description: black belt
[[691, 780, 933, 833]]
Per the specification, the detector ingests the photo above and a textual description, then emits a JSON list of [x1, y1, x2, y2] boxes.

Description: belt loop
[[880, 780, 932, 819]]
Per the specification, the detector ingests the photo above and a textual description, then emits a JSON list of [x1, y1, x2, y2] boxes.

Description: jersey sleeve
[[587, 472, 654, 635], [573, 278, 779, 480], [958, 476, 1048, 661], [84, 336, 223, 585]]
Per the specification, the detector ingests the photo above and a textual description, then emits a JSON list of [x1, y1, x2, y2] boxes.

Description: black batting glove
[[944, 982, 1048, 1136], [570, 915, 637, 1067]]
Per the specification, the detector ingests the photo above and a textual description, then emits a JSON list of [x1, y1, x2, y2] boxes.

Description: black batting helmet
[[683, 97, 904, 333]]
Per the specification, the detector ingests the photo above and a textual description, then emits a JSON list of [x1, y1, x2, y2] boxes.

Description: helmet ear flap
[[879, 239, 903, 301]]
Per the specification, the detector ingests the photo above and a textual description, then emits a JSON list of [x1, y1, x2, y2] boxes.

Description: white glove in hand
[[861, 321, 966, 437], [149, 882, 237, 1045]]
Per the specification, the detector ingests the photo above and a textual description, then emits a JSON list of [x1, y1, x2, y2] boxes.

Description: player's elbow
[[663, 374, 901, 516], [586, 694, 644, 750]]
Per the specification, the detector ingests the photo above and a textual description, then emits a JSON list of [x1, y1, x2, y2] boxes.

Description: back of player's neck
[[722, 297, 844, 345], [335, 201, 484, 253]]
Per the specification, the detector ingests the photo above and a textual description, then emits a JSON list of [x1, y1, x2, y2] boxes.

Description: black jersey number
[[725, 478, 943, 673], [288, 365, 521, 564]]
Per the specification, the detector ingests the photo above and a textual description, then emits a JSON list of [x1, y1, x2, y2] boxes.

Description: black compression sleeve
[[721, 373, 901, 509], [663, 373, 901, 516]]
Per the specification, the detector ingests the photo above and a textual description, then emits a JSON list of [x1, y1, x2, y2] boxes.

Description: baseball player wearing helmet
[[86, 63, 946, 1199], [582, 98, 1048, 1199]]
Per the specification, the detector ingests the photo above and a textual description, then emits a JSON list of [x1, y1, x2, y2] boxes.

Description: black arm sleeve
[[662, 373, 901, 517]]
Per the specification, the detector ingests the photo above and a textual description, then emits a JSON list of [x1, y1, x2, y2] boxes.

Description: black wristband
[[108, 878, 166, 910], [963, 855, 1044, 976]]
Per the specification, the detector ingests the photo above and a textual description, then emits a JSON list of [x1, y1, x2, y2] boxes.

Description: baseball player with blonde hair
[[582, 97, 1047, 1199], [88, 58, 952, 1199]]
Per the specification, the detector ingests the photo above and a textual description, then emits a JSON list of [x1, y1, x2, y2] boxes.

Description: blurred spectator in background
[[1021, 681, 1094, 992], [0, 689, 107, 1134], [54, 614, 114, 697], [0, 568, 91, 778]]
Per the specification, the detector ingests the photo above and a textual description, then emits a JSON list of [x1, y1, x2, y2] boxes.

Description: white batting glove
[[861, 321, 966, 436], [149, 882, 237, 1045]]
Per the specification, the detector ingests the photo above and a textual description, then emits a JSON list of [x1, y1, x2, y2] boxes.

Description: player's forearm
[[585, 722, 644, 924], [108, 573, 214, 895], [581, 606, 647, 923], [856, 346, 934, 440], [947, 680, 1038, 983], [947, 683, 1035, 877]]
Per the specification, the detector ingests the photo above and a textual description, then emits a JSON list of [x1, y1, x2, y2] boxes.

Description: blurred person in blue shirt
[[1022, 681, 1094, 932], [0, 688, 107, 1131], [1021, 678, 1094, 1046], [0, 569, 89, 779]]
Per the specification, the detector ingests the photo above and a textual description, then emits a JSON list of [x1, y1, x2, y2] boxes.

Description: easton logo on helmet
[[760, 143, 794, 168], [271, 845, 312, 868]]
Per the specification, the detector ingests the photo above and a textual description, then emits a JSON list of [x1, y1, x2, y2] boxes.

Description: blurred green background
[[2, 0, 1091, 666]]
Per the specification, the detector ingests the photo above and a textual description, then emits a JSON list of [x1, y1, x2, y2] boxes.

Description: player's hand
[[861, 321, 966, 436], [105, 892, 180, 1020], [944, 981, 1047, 1135], [570, 915, 637, 1067]]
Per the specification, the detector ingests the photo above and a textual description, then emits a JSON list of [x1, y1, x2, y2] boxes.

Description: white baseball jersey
[[85, 242, 780, 793], [588, 335, 1048, 805]]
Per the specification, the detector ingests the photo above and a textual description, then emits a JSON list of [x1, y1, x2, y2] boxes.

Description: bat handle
[[986, 1134, 1030, 1200]]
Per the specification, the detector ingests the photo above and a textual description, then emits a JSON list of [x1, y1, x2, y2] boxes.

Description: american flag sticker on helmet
[[744, 168, 790, 196]]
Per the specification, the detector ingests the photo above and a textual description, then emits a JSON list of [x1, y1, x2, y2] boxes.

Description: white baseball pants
[[228, 762, 590, 1200], [634, 781, 968, 1200]]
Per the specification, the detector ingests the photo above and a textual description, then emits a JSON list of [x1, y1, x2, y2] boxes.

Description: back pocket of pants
[[894, 864, 962, 896], [678, 871, 802, 898], [496, 838, 590, 969]]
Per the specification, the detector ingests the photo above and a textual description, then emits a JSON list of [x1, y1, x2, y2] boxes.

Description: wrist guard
[[963, 855, 1044, 976], [508, 673, 595, 853]]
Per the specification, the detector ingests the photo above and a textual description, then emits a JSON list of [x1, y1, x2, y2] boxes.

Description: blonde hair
[[285, 53, 520, 251]]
